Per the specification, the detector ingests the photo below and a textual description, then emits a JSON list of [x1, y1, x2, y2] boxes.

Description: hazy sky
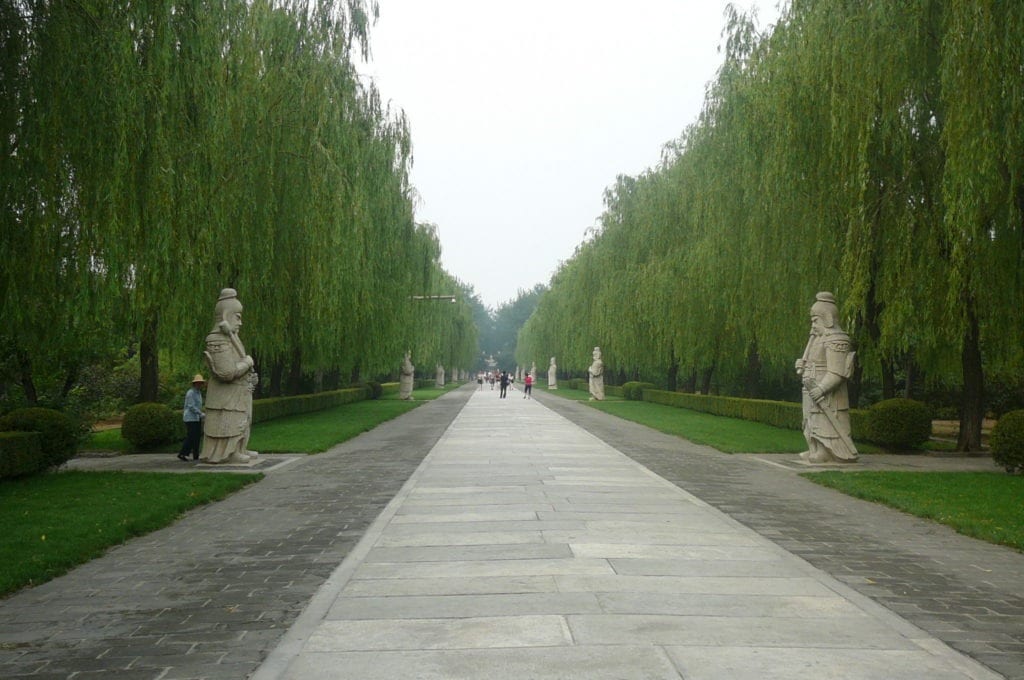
[[360, 1, 780, 310]]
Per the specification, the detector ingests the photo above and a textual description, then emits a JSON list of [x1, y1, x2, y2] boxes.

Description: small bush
[[121, 402, 180, 451], [0, 407, 80, 469], [623, 381, 656, 401], [990, 410, 1024, 473], [866, 398, 933, 451], [364, 381, 383, 400], [0, 431, 43, 478]]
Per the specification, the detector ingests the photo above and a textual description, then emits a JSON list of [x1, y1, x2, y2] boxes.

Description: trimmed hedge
[[253, 386, 369, 423], [0, 431, 44, 479], [865, 398, 933, 451], [381, 382, 400, 396], [0, 407, 80, 469], [990, 410, 1024, 473], [121, 402, 180, 450], [642, 390, 870, 441]]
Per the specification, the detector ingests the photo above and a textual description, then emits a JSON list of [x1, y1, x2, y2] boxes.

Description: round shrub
[[364, 381, 383, 400], [990, 410, 1024, 473], [622, 381, 656, 401], [121, 402, 180, 451], [0, 407, 80, 468], [866, 398, 933, 451]]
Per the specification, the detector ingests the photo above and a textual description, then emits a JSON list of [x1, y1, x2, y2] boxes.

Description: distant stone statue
[[200, 288, 259, 464], [795, 292, 858, 463], [548, 356, 558, 389], [399, 351, 415, 400], [435, 364, 445, 388], [588, 347, 605, 401]]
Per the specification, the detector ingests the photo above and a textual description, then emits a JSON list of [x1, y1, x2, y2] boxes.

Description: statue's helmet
[[810, 291, 838, 328], [213, 288, 243, 330]]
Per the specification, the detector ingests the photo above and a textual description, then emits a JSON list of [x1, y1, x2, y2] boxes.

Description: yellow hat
[[191, 374, 206, 384]]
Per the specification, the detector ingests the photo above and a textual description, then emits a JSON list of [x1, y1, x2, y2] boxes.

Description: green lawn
[[0, 471, 260, 596], [803, 471, 1024, 551], [249, 399, 421, 452]]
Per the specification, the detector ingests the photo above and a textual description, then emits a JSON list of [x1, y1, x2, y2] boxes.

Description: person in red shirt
[[523, 372, 533, 399]]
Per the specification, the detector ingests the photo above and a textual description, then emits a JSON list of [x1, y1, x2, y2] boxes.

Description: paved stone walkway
[[535, 391, 1024, 680], [2, 385, 1020, 679], [252, 390, 1006, 679]]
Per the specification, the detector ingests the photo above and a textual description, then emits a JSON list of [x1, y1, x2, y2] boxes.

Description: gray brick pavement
[[535, 392, 1024, 680]]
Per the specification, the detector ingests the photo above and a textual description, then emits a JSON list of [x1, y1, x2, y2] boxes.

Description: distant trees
[[517, 1, 1024, 451], [1, 0, 477, 406]]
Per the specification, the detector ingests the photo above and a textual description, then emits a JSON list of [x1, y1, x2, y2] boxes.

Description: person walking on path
[[177, 374, 206, 461], [523, 371, 533, 399], [499, 370, 509, 398]]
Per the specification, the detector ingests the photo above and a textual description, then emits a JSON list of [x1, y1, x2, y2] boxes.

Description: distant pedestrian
[[177, 374, 206, 461], [477, 372, 484, 390], [499, 371, 509, 398], [523, 372, 533, 399]]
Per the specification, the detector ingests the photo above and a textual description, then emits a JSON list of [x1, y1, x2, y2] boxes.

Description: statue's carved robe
[[200, 332, 254, 463], [801, 330, 857, 461]]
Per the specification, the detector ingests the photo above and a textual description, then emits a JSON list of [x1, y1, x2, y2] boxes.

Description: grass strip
[[88, 384, 462, 453], [248, 398, 421, 452], [0, 470, 260, 596], [802, 471, 1024, 551], [549, 388, 880, 454]]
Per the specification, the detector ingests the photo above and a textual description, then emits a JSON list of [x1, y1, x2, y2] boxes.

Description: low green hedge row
[[0, 431, 43, 478], [253, 386, 369, 423], [622, 381, 657, 401], [643, 390, 870, 441], [381, 382, 399, 396]]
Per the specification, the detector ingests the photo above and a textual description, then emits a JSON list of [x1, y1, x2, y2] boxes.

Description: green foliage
[[622, 381, 656, 401], [865, 398, 933, 452], [0, 432, 43, 479], [0, 471, 259, 596], [803, 472, 1024, 551], [990, 410, 1024, 474], [515, 2, 1024, 452], [120, 403, 180, 451], [0, 407, 80, 469]]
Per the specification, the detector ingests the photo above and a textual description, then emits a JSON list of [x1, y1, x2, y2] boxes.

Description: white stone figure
[[795, 292, 858, 464], [531, 361, 537, 378], [399, 351, 415, 400], [548, 357, 558, 389], [435, 364, 445, 388], [200, 288, 259, 464], [588, 347, 605, 401]]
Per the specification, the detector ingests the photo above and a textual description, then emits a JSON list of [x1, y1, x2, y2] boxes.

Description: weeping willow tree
[[518, 0, 1023, 450], [1, 0, 478, 407]]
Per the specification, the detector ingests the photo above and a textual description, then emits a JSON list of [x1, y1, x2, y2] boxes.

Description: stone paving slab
[[253, 391, 1003, 680]]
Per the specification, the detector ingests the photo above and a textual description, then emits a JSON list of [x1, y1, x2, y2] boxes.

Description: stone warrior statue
[[795, 292, 858, 464], [588, 346, 605, 401], [548, 356, 558, 389], [399, 351, 415, 400], [200, 288, 259, 464]]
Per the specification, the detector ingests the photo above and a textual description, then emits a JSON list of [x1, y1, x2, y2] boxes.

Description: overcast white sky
[[360, 1, 780, 310]]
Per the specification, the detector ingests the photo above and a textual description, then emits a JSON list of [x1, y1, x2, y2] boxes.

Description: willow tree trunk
[[17, 350, 37, 404], [666, 355, 679, 392], [957, 305, 984, 452], [139, 314, 160, 403]]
